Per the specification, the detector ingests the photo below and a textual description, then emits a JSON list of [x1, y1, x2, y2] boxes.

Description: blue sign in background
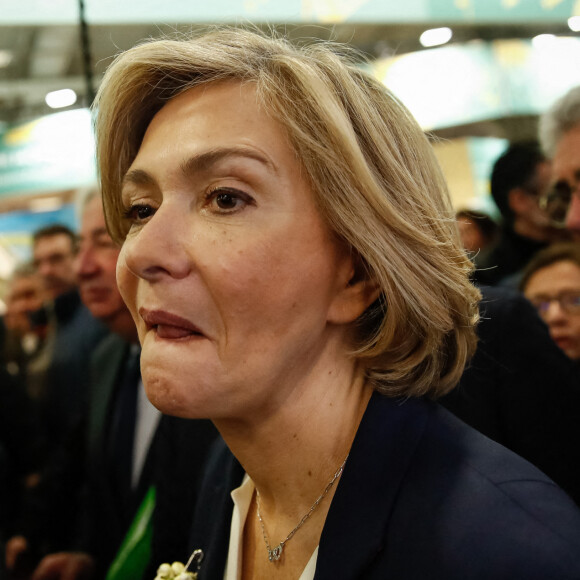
[[0, 204, 77, 264]]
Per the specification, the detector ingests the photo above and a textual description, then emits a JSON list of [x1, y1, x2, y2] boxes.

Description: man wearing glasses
[[539, 85, 580, 239]]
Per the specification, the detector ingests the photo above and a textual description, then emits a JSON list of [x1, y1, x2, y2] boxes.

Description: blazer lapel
[[190, 440, 245, 580], [88, 334, 129, 463], [315, 393, 430, 580]]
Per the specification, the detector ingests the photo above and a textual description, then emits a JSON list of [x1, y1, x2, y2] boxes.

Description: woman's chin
[[142, 371, 190, 416], [142, 366, 221, 419]]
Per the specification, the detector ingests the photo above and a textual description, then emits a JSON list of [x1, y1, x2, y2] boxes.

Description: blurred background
[[2, 0, 580, 300]]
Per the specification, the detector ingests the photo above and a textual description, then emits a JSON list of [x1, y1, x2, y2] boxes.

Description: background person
[[442, 85, 580, 512], [539, 85, 580, 239], [96, 28, 580, 579], [6, 194, 150, 580], [455, 208, 498, 268], [32, 225, 78, 301], [5, 193, 217, 580], [443, 284, 580, 506], [475, 141, 566, 286], [1, 263, 48, 401], [2, 264, 46, 349], [520, 242, 580, 361], [30, 225, 107, 457]]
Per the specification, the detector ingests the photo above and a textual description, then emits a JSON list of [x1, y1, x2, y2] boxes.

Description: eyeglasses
[[539, 179, 580, 228], [529, 291, 580, 315]]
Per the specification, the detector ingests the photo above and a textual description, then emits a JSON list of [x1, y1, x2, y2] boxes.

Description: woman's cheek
[[116, 253, 137, 314]]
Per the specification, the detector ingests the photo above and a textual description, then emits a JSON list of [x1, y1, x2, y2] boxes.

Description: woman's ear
[[327, 254, 381, 324]]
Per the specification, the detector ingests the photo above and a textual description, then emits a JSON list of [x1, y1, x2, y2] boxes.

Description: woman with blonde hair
[[95, 28, 580, 579]]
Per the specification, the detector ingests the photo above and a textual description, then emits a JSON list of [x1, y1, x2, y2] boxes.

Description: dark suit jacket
[[189, 393, 580, 579], [0, 366, 45, 541], [145, 416, 219, 579], [46, 289, 108, 450], [83, 333, 159, 577], [88, 336, 220, 578], [443, 286, 580, 505], [9, 333, 156, 576]]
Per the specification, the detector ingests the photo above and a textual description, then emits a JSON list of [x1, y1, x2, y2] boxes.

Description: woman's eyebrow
[[179, 146, 277, 177], [122, 168, 157, 189], [122, 146, 277, 190]]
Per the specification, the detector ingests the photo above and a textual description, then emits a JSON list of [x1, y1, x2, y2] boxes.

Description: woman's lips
[[554, 336, 574, 350], [139, 308, 203, 340], [156, 324, 198, 339]]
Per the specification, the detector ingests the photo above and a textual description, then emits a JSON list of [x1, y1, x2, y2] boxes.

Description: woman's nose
[[543, 300, 568, 325], [121, 205, 192, 282]]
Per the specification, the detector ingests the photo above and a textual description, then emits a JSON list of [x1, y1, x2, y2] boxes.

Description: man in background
[[32, 225, 78, 301], [0, 267, 47, 547], [476, 141, 565, 285], [6, 194, 154, 579], [0, 264, 48, 486], [6, 193, 216, 580], [539, 85, 580, 239], [31, 224, 107, 454], [2, 263, 47, 394], [443, 90, 580, 507]]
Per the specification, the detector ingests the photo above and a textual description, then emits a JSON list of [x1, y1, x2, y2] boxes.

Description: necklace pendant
[[268, 544, 283, 562]]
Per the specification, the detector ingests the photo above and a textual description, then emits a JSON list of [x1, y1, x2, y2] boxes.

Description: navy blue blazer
[[189, 392, 580, 579]]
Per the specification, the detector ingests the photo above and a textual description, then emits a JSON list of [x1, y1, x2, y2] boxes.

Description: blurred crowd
[[456, 85, 580, 367], [0, 194, 216, 580], [0, 82, 580, 580]]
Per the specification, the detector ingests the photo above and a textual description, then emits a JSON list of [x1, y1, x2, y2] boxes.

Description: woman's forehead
[[126, 87, 306, 201]]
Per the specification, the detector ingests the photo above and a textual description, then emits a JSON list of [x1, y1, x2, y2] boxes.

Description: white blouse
[[223, 474, 318, 580]]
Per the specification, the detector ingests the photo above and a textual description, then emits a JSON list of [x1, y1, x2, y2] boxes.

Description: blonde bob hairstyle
[[95, 27, 480, 399]]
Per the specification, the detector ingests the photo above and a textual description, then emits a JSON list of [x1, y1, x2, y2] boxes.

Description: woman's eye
[[123, 204, 156, 222], [216, 192, 238, 210], [207, 187, 253, 213]]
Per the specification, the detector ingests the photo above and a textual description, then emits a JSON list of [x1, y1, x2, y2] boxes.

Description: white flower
[[154, 561, 196, 580], [154, 549, 203, 580]]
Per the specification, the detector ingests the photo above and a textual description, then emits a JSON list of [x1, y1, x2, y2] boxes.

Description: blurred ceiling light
[[532, 33, 558, 48], [420, 27, 453, 48], [568, 16, 580, 32], [0, 49, 13, 68], [45, 88, 77, 109]]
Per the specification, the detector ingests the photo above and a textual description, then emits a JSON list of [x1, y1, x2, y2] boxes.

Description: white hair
[[539, 85, 580, 157]]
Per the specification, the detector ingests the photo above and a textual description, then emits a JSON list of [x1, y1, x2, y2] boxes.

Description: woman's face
[[116, 81, 360, 419], [524, 260, 580, 360]]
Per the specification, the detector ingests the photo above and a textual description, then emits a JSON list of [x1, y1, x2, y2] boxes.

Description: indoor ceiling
[[0, 19, 575, 140]]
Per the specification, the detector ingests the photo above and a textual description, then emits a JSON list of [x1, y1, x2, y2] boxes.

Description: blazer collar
[[315, 392, 430, 579], [191, 393, 431, 580], [88, 334, 132, 454], [191, 440, 245, 580]]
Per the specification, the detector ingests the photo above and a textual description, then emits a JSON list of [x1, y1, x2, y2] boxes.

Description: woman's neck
[[214, 363, 372, 522], [215, 347, 373, 579]]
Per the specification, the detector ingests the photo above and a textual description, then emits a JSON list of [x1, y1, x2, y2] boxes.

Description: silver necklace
[[255, 455, 348, 563]]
